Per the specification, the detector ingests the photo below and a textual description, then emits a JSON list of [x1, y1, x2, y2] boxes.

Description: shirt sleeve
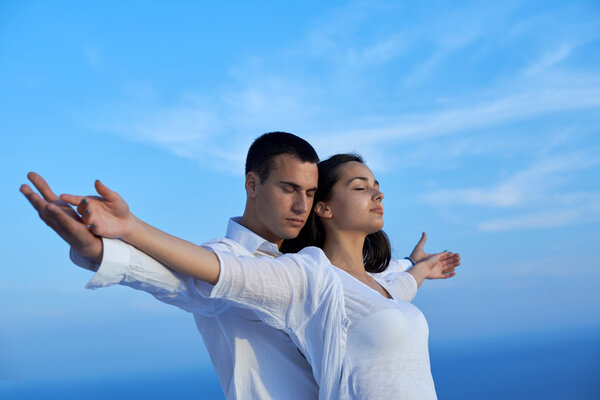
[[377, 271, 418, 302], [73, 238, 226, 316], [374, 257, 413, 275], [208, 246, 349, 400], [208, 246, 330, 329]]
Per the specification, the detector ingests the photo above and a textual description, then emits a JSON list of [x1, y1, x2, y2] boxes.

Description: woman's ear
[[245, 171, 258, 198], [315, 201, 333, 218]]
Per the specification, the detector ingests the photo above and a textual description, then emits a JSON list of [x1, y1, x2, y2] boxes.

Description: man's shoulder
[[202, 237, 249, 255]]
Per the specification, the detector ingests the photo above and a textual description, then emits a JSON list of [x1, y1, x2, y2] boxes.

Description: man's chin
[[280, 227, 303, 240]]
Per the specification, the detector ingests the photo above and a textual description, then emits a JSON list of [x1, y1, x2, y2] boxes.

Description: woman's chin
[[368, 220, 384, 233]]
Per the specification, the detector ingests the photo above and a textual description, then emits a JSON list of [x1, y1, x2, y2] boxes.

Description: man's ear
[[245, 171, 259, 198], [314, 201, 332, 219]]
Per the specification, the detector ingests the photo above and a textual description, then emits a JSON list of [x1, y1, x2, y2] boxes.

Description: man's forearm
[[121, 215, 221, 284]]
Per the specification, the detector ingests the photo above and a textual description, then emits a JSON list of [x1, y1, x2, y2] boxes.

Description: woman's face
[[320, 161, 384, 234]]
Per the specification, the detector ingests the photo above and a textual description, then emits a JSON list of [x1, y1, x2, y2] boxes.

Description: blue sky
[[2, 0, 600, 393]]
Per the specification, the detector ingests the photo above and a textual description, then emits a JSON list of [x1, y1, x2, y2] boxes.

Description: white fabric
[[70, 218, 424, 399], [72, 218, 320, 400], [212, 248, 436, 400], [337, 269, 436, 399]]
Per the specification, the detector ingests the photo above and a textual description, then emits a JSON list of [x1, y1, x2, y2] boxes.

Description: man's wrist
[[81, 240, 104, 266]]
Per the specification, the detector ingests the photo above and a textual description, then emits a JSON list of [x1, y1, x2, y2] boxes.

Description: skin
[[18, 154, 318, 269], [20, 158, 456, 282], [20, 172, 103, 266], [316, 162, 459, 297], [242, 154, 319, 246], [55, 161, 459, 289]]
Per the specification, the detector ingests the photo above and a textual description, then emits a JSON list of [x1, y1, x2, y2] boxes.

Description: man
[[21, 131, 437, 399]]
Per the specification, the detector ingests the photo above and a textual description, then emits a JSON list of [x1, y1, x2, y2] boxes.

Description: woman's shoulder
[[297, 245, 328, 259]]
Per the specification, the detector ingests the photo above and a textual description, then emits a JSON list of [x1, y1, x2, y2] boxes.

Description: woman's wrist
[[120, 213, 140, 243]]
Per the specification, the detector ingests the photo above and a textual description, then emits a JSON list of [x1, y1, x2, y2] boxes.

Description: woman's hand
[[408, 232, 430, 264], [422, 252, 460, 279], [60, 180, 135, 240], [408, 251, 461, 287]]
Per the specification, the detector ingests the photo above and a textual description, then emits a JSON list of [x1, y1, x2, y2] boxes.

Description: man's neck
[[239, 213, 283, 248]]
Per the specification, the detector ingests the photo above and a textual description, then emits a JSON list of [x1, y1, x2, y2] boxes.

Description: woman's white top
[[337, 268, 436, 399], [209, 244, 437, 400]]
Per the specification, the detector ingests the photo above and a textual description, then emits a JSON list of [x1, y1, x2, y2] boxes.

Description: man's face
[[252, 154, 318, 245]]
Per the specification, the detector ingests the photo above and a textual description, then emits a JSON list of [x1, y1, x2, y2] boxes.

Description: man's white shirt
[[71, 218, 320, 400], [70, 218, 415, 399]]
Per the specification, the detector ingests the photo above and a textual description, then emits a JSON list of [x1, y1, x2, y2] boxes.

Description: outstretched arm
[[20, 172, 103, 267], [61, 181, 221, 284]]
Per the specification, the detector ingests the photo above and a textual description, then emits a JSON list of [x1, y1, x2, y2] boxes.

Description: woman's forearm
[[407, 266, 425, 288], [122, 215, 221, 284]]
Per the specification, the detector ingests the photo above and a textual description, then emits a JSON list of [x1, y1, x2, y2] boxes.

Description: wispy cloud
[[85, 0, 600, 238], [423, 150, 600, 208], [523, 44, 574, 76], [479, 202, 600, 232]]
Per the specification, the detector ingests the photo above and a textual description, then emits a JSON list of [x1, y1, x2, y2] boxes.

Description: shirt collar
[[226, 217, 282, 257]]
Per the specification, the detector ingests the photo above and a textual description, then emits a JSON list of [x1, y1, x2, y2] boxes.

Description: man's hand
[[20, 172, 103, 265], [61, 180, 134, 240], [409, 232, 430, 264]]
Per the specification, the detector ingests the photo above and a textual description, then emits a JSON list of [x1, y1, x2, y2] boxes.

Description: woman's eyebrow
[[346, 176, 374, 185]]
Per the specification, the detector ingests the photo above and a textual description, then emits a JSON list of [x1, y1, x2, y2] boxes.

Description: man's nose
[[292, 193, 309, 213]]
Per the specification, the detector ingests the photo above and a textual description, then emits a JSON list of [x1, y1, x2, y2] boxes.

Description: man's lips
[[286, 218, 305, 227], [370, 206, 384, 215]]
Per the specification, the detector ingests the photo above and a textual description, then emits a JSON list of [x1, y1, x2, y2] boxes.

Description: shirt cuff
[[70, 247, 99, 272], [85, 238, 132, 289]]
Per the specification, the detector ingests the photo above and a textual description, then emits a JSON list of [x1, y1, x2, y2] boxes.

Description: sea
[[1, 330, 598, 399]]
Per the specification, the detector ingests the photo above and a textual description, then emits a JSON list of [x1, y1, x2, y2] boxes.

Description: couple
[[21, 132, 460, 399]]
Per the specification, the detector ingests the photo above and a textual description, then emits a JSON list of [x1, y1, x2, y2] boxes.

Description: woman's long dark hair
[[281, 153, 392, 273]]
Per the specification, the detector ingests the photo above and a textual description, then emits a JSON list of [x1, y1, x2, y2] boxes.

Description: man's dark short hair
[[245, 132, 320, 183]]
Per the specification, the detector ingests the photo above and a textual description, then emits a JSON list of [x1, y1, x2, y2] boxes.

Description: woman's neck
[[322, 230, 367, 276]]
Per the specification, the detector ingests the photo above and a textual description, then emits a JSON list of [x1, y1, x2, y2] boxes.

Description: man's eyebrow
[[279, 181, 319, 192], [346, 177, 379, 187]]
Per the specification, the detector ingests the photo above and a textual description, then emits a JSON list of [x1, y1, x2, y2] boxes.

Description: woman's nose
[[374, 189, 384, 201]]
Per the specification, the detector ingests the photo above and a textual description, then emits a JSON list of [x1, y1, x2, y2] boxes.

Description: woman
[[63, 154, 459, 399]]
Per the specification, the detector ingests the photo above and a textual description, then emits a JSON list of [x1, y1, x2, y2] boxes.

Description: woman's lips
[[370, 207, 384, 215]]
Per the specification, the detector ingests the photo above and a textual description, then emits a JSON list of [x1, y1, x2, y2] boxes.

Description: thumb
[[95, 180, 119, 201], [416, 232, 427, 249], [60, 193, 85, 206]]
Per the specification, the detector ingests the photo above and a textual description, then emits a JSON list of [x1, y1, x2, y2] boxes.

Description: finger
[[47, 203, 89, 235], [416, 232, 426, 249], [80, 209, 91, 225], [20, 185, 48, 211], [60, 193, 86, 207], [420, 232, 427, 246], [436, 251, 453, 261], [95, 180, 119, 202], [442, 267, 456, 274], [27, 172, 59, 202], [89, 222, 100, 236], [441, 257, 460, 268]]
